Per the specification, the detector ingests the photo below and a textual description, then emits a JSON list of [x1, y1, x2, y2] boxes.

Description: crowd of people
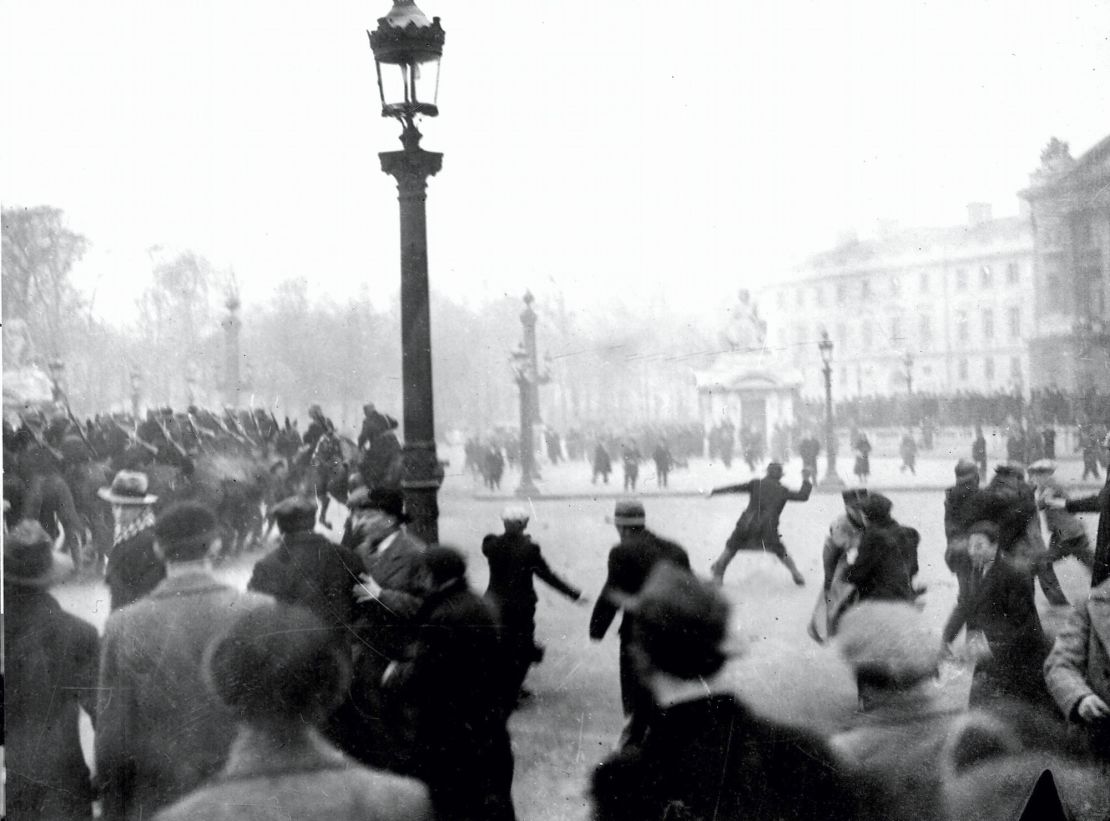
[[5, 397, 1110, 819], [801, 387, 1110, 430]]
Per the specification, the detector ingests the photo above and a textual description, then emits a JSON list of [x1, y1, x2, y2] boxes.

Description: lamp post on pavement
[[48, 357, 65, 404], [903, 351, 914, 395], [129, 366, 142, 420], [369, 0, 445, 543], [817, 331, 844, 489], [222, 294, 242, 409], [511, 293, 551, 497]]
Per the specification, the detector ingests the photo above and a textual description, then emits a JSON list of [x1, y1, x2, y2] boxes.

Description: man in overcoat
[[248, 495, 362, 639], [482, 505, 585, 708], [98, 469, 165, 611], [1059, 429, 1110, 589], [707, 461, 812, 586], [393, 546, 517, 821], [1044, 576, 1110, 760], [96, 501, 270, 820], [589, 500, 690, 747], [4, 520, 100, 820]]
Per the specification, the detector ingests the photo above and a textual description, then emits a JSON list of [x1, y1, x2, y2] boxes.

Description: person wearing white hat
[[483, 505, 586, 708], [98, 469, 165, 611]]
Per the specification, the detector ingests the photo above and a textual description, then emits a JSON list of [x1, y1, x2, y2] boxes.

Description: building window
[[984, 357, 995, 379], [837, 283, 847, 304], [919, 315, 932, 345], [956, 311, 969, 343], [982, 309, 994, 340], [980, 265, 993, 287], [1010, 357, 1022, 380], [956, 269, 968, 290], [1006, 262, 1020, 284], [919, 272, 929, 292], [958, 358, 969, 380], [862, 321, 873, 349], [1008, 307, 1021, 338]]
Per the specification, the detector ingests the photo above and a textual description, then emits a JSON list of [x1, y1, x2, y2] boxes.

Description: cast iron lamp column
[[222, 294, 242, 409], [903, 352, 914, 395], [370, 0, 445, 543], [48, 357, 65, 404], [817, 331, 844, 489], [512, 292, 551, 497]]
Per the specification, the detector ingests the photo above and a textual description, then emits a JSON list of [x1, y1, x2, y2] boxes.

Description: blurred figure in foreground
[[153, 603, 432, 821]]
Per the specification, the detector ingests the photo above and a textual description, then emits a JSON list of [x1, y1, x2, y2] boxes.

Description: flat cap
[[614, 499, 646, 527]]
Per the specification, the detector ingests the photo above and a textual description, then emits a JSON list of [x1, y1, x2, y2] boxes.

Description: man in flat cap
[[1029, 459, 1096, 590], [483, 505, 586, 709], [590, 499, 690, 747], [96, 501, 270, 821], [591, 563, 883, 821], [248, 495, 362, 639], [707, 461, 812, 586]]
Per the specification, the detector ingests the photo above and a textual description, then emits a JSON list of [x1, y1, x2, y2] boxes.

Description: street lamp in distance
[[369, 0, 446, 544], [903, 351, 915, 395], [129, 366, 143, 420], [817, 331, 844, 489], [48, 357, 65, 404]]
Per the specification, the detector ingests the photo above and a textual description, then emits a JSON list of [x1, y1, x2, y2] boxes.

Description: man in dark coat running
[[590, 499, 690, 747], [1055, 429, 1110, 588], [707, 462, 812, 586], [482, 505, 585, 709]]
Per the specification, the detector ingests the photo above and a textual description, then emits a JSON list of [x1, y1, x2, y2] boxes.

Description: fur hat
[[4, 520, 67, 587], [994, 461, 1026, 478], [97, 470, 158, 506], [836, 602, 940, 688], [154, 501, 219, 561], [425, 545, 467, 587], [501, 505, 530, 523], [614, 499, 646, 527], [270, 496, 316, 533], [627, 562, 732, 679], [205, 603, 350, 722]]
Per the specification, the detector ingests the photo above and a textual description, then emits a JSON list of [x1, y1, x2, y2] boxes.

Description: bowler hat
[[994, 461, 1026, 477], [859, 493, 893, 523], [614, 499, 646, 527], [205, 603, 350, 722], [425, 545, 467, 586], [270, 496, 316, 533], [627, 562, 732, 679], [4, 520, 67, 587], [97, 470, 158, 506], [351, 487, 408, 523]]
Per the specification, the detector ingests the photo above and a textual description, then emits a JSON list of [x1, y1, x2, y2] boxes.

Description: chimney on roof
[[967, 202, 992, 227]]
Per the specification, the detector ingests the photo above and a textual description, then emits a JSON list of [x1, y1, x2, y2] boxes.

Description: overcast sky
[[2, 0, 1108, 326]]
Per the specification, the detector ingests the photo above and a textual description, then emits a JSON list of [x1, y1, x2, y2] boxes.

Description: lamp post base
[[818, 471, 846, 491], [515, 477, 540, 498]]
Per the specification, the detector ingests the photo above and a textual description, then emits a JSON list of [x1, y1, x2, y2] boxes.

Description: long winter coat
[[96, 572, 270, 821], [715, 475, 813, 554], [396, 579, 516, 821], [4, 585, 100, 820], [482, 531, 580, 627], [844, 519, 917, 603], [1066, 472, 1110, 587], [1044, 578, 1110, 752], [105, 526, 165, 612]]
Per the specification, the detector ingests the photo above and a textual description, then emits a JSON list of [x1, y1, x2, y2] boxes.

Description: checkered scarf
[[113, 506, 156, 547]]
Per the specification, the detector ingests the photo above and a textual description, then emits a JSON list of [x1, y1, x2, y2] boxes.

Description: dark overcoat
[[845, 520, 917, 603], [717, 475, 812, 554], [4, 585, 99, 820], [105, 526, 165, 611], [398, 580, 516, 821], [592, 693, 886, 821], [482, 531, 580, 626], [248, 529, 362, 635]]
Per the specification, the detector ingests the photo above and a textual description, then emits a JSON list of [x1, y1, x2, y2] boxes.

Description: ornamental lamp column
[[369, 0, 445, 543], [817, 331, 844, 489]]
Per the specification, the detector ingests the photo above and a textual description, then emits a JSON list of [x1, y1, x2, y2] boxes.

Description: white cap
[[501, 505, 530, 523]]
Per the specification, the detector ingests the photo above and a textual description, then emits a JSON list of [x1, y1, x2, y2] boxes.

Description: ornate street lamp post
[[369, 0, 445, 542], [129, 366, 143, 420], [48, 357, 65, 404], [818, 331, 844, 489], [222, 294, 242, 409], [903, 351, 914, 395], [511, 292, 551, 497]]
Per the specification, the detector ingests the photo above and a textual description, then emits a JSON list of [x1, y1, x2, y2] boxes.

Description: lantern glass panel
[[377, 57, 440, 116]]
